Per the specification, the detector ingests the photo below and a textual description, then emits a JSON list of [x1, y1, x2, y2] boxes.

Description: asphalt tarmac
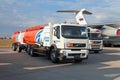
[[0, 47, 120, 80]]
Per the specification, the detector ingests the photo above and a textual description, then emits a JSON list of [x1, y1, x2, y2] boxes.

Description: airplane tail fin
[[57, 8, 92, 26]]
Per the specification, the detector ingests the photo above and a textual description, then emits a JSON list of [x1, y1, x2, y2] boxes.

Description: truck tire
[[29, 48, 36, 57], [12, 43, 17, 51], [50, 49, 59, 63], [27, 45, 31, 55], [25, 47, 27, 52], [18, 45, 22, 53]]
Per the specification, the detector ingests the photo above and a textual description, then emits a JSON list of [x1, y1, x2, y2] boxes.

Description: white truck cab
[[88, 28, 103, 53], [41, 23, 89, 63]]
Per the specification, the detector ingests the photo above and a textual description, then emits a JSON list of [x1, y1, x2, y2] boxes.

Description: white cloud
[[88, 0, 120, 23], [0, 0, 120, 36]]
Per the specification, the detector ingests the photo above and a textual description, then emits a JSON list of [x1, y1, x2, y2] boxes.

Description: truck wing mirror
[[54, 31, 60, 39], [54, 26, 60, 39]]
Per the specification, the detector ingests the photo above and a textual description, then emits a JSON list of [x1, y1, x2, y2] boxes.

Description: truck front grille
[[68, 54, 80, 56], [93, 41, 101, 44], [73, 43, 86, 47], [91, 45, 101, 49]]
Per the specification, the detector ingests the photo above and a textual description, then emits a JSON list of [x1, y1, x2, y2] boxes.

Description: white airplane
[[57, 9, 120, 37]]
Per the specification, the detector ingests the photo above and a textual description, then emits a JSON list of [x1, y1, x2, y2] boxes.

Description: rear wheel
[[27, 45, 31, 55], [18, 45, 22, 53], [50, 49, 59, 63], [12, 43, 17, 51], [29, 48, 36, 57]]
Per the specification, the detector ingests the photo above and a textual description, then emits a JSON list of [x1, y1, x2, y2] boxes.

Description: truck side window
[[56, 26, 60, 39]]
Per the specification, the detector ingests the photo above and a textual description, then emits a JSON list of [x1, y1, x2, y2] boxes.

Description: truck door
[[53, 26, 62, 48]]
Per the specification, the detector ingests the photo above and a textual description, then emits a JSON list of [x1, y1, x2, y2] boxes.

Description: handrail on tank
[[14, 31, 21, 34], [25, 24, 48, 31]]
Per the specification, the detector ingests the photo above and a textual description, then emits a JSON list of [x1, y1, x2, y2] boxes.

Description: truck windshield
[[61, 25, 88, 39], [89, 33, 102, 40]]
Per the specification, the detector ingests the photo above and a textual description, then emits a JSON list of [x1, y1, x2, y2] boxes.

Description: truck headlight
[[66, 43, 73, 47], [90, 41, 94, 45]]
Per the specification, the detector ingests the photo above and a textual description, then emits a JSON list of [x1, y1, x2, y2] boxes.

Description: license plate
[[74, 55, 80, 59]]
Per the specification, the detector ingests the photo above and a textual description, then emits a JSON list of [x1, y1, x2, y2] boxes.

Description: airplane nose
[[117, 29, 120, 36]]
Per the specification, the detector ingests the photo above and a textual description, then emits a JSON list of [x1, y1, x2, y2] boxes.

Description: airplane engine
[[101, 26, 120, 36], [117, 29, 120, 36]]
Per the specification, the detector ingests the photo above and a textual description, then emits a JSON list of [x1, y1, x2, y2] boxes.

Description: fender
[[46, 44, 59, 59], [50, 44, 58, 51]]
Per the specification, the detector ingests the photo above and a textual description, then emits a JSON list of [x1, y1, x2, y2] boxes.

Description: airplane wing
[[88, 23, 120, 36], [105, 23, 120, 28], [88, 23, 120, 29]]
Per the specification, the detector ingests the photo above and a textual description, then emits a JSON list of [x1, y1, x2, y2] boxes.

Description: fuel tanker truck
[[12, 30, 26, 52], [23, 23, 89, 63]]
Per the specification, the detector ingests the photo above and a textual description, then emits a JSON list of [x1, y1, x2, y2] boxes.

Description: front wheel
[[50, 50, 59, 63]]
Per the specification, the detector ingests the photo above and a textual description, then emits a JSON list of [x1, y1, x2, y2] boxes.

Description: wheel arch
[[49, 44, 57, 52]]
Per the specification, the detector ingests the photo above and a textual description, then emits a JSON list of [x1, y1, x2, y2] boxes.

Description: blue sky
[[0, 0, 120, 37]]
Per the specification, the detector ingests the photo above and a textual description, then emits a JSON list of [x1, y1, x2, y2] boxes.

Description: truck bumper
[[59, 49, 89, 60], [89, 49, 103, 51], [89, 45, 103, 51]]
